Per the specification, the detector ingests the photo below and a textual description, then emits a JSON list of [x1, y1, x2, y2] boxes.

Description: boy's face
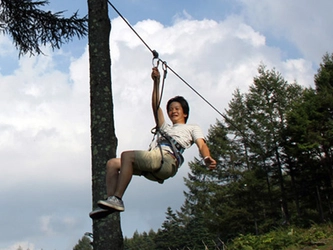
[[167, 101, 187, 124]]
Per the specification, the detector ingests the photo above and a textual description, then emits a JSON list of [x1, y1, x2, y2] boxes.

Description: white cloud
[[0, 43, 91, 250], [40, 215, 55, 236], [0, 50, 90, 185], [239, 0, 333, 63], [0, 36, 16, 57], [282, 58, 314, 87]]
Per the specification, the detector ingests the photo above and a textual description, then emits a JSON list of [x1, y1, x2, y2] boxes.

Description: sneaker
[[98, 196, 125, 212], [89, 207, 115, 220]]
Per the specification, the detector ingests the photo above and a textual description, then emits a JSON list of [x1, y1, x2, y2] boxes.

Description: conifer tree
[[285, 53, 333, 223], [182, 65, 304, 242], [0, 0, 87, 56], [73, 236, 93, 250], [154, 207, 183, 249], [244, 65, 303, 225]]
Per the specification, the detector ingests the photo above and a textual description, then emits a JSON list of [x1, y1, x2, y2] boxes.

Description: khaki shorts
[[133, 148, 178, 183]]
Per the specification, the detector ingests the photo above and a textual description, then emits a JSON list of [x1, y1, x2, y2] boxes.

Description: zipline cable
[[107, 0, 224, 118], [163, 64, 225, 118], [107, 0, 155, 54], [107, 1, 263, 152]]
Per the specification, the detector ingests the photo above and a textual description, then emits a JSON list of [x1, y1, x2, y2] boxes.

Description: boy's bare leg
[[106, 158, 121, 196], [96, 151, 135, 212], [113, 151, 135, 199], [89, 158, 122, 219]]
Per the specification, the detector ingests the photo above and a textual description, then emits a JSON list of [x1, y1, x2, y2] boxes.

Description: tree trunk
[[275, 146, 290, 224], [88, 0, 123, 249]]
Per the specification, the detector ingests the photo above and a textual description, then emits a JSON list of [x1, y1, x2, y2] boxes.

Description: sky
[[0, 0, 332, 249]]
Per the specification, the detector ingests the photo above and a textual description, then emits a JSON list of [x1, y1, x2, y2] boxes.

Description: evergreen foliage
[[73, 236, 93, 250], [124, 53, 333, 249], [0, 0, 87, 56]]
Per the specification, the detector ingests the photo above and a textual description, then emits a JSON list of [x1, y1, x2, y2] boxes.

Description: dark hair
[[166, 96, 190, 123]]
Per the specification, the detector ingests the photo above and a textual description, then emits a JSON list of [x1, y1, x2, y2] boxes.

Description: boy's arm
[[195, 138, 216, 170], [151, 67, 165, 128]]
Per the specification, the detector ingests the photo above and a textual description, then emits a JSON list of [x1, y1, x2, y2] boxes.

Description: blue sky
[[0, 0, 332, 249]]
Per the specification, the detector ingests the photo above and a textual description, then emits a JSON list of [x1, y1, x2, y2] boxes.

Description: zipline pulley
[[152, 50, 159, 59], [152, 50, 159, 67]]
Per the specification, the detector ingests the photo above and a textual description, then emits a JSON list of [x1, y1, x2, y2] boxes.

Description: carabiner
[[152, 57, 159, 68], [162, 61, 168, 79]]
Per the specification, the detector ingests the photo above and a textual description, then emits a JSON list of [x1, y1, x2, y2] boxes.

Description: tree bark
[[88, 0, 123, 249]]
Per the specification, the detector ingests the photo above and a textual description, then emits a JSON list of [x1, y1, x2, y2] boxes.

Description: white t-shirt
[[159, 122, 205, 149]]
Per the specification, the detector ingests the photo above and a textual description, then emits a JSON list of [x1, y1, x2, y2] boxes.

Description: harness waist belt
[[159, 140, 184, 154]]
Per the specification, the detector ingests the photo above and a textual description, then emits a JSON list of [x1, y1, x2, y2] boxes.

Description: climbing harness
[[157, 130, 185, 166], [145, 51, 186, 183]]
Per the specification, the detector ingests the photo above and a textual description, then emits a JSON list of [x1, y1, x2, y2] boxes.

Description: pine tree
[[0, 0, 87, 56], [73, 236, 93, 250], [314, 53, 333, 194], [244, 65, 303, 225], [154, 207, 183, 249], [182, 65, 304, 243], [285, 53, 333, 223]]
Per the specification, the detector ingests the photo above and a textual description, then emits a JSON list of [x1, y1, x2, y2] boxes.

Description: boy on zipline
[[90, 67, 216, 219]]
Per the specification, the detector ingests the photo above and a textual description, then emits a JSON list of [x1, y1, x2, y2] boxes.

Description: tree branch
[[0, 0, 88, 56]]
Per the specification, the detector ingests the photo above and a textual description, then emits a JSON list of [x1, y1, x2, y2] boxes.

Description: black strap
[[158, 130, 184, 166]]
